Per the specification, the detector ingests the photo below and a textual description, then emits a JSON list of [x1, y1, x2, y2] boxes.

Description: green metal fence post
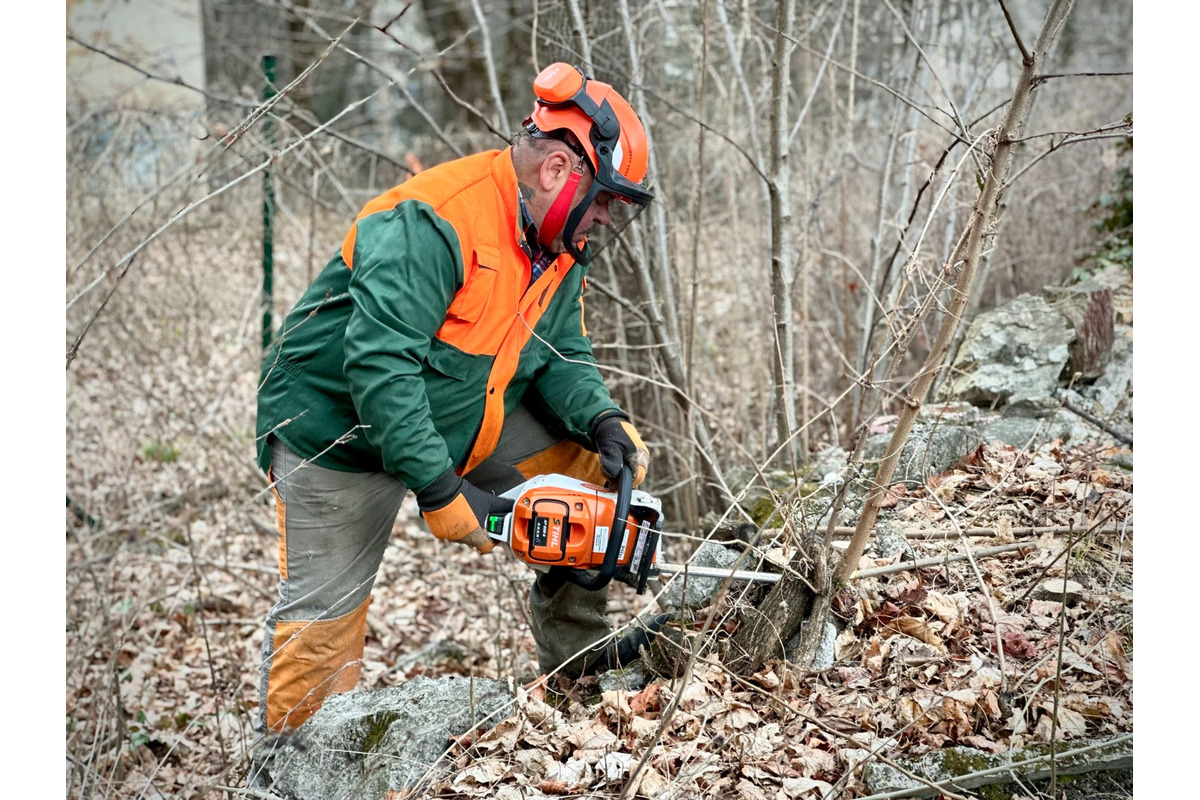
[[261, 54, 277, 352]]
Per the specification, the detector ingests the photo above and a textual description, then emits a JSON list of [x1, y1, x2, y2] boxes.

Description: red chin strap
[[537, 168, 584, 250]]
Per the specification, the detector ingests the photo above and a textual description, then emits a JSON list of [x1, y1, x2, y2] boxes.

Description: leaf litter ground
[[67, 427, 1132, 799]]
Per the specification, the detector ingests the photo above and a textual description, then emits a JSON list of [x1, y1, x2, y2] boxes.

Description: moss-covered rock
[[861, 736, 1132, 798], [268, 676, 515, 799]]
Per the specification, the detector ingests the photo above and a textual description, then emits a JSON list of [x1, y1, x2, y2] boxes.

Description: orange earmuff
[[533, 63, 585, 105]]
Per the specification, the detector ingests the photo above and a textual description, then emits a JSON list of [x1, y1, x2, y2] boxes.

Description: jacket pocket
[[424, 338, 472, 380], [445, 245, 500, 323]]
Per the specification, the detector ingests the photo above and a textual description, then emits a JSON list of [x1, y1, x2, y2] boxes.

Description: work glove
[[415, 468, 513, 554], [590, 410, 649, 488]]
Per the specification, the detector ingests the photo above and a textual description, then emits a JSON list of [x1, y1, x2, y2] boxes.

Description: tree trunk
[[768, 0, 798, 466]]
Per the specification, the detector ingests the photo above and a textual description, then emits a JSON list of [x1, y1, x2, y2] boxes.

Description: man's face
[[570, 188, 615, 248], [553, 166, 615, 252]]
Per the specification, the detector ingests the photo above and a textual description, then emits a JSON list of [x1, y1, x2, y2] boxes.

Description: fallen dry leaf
[[1064, 693, 1124, 721], [722, 702, 762, 730], [780, 775, 836, 797], [886, 616, 947, 652], [1033, 703, 1089, 739], [544, 757, 590, 787], [1028, 599, 1063, 626], [861, 635, 888, 674], [630, 682, 661, 715], [627, 714, 660, 747], [960, 734, 1006, 753], [1098, 631, 1130, 676], [995, 516, 1015, 542], [993, 626, 1037, 659], [632, 766, 670, 796], [879, 482, 908, 508], [833, 626, 860, 661], [736, 777, 771, 800], [784, 743, 837, 776], [922, 590, 964, 624], [594, 751, 633, 782], [564, 719, 619, 751], [836, 666, 872, 688]]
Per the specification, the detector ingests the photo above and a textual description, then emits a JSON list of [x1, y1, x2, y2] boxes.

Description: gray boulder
[[979, 412, 1076, 450], [863, 403, 983, 486], [871, 523, 917, 562], [934, 284, 1132, 451], [268, 676, 515, 800], [784, 618, 839, 671], [937, 293, 1074, 411], [598, 660, 649, 693], [657, 541, 747, 610]]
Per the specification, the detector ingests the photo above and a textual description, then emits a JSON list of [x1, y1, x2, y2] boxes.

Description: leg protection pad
[[264, 597, 369, 731]]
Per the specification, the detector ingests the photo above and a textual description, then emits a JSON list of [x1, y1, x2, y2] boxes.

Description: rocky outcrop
[[859, 267, 1133, 486], [937, 293, 1076, 414]]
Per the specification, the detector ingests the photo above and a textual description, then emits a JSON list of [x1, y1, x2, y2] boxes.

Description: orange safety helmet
[[524, 63, 653, 262]]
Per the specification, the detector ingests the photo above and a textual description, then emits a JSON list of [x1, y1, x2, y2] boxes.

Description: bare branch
[[997, 0, 1032, 64], [428, 68, 512, 143], [467, 0, 512, 134]]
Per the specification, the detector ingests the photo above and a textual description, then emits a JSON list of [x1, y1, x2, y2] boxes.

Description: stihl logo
[[548, 517, 562, 548]]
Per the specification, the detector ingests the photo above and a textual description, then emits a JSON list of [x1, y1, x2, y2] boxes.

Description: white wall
[[67, 0, 205, 112]]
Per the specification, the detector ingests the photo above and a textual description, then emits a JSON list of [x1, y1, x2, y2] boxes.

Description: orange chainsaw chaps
[[508, 481, 648, 570]]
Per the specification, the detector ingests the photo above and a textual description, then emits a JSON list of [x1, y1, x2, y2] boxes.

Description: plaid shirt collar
[[517, 192, 558, 284]]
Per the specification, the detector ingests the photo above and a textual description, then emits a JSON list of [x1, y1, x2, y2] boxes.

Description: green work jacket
[[255, 148, 619, 492]]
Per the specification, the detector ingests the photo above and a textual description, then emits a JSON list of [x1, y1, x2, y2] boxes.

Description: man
[[254, 63, 654, 736]]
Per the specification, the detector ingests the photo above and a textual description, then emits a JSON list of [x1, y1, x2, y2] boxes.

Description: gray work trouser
[[257, 406, 611, 734]]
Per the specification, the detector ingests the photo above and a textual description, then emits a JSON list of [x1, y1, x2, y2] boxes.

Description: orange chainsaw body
[[510, 481, 621, 567], [500, 474, 661, 577]]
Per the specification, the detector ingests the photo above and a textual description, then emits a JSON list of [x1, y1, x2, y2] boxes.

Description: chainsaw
[[485, 465, 782, 593]]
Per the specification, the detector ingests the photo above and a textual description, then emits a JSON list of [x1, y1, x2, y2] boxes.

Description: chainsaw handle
[[562, 464, 632, 591]]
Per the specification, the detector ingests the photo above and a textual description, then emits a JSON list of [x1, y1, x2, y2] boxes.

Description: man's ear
[[539, 150, 573, 192]]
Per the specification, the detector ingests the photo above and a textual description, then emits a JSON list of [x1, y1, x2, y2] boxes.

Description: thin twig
[[212, 786, 284, 800], [853, 542, 1034, 579], [1035, 70, 1133, 83], [467, 0, 510, 134], [1005, 126, 1132, 188], [996, 0, 1032, 64], [428, 68, 512, 143], [757, 524, 1132, 540], [1056, 395, 1133, 445]]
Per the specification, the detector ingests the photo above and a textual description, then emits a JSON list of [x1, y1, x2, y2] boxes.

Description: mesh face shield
[[562, 178, 649, 265]]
